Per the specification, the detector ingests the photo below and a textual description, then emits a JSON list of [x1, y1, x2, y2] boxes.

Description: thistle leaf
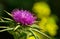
[[0, 26, 10, 28], [0, 21, 10, 23], [0, 18, 4, 21], [0, 28, 13, 32], [32, 29, 51, 39], [30, 24, 41, 31], [28, 29, 39, 39], [1, 17, 13, 21], [14, 25, 20, 31]]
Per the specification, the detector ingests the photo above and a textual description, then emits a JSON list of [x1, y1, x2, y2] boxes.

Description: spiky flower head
[[11, 9, 36, 25]]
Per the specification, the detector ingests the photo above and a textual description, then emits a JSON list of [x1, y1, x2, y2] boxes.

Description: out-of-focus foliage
[[0, 4, 4, 17], [32, 2, 51, 18], [2, 0, 35, 11]]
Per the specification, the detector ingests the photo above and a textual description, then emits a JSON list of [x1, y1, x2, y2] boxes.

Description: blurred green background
[[0, 0, 60, 39]]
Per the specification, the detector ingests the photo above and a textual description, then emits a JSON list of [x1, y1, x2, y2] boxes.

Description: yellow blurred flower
[[46, 23, 58, 36], [27, 36, 35, 39], [38, 17, 48, 32], [38, 16, 58, 36], [32, 2, 51, 18], [46, 16, 58, 36]]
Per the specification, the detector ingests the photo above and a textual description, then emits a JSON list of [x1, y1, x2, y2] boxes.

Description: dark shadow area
[[0, 31, 14, 39]]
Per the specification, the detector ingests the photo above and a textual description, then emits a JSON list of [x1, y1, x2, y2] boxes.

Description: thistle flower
[[11, 9, 36, 25]]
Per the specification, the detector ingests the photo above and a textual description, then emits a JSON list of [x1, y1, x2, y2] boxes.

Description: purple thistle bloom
[[11, 9, 36, 25]]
